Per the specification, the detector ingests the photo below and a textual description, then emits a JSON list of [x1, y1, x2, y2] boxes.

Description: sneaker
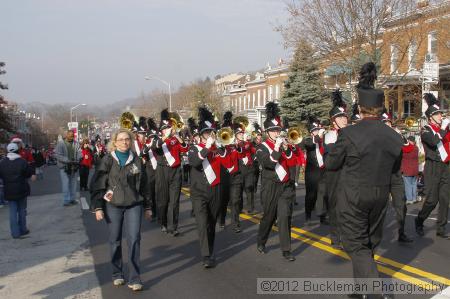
[[406, 201, 414, 205], [113, 278, 125, 286], [128, 283, 143, 291]]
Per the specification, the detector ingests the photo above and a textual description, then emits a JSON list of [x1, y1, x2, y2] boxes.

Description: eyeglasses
[[116, 138, 131, 143]]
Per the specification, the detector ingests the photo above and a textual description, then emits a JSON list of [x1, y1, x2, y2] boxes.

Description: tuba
[[404, 116, 417, 128], [169, 112, 185, 132], [287, 127, 303, 144], [120, 112, 137, 130], [233, 116, 249, 132], [217, 127, 235, 146]]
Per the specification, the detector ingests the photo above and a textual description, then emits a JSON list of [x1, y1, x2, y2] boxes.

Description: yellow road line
[[180, 188, 449, 287]]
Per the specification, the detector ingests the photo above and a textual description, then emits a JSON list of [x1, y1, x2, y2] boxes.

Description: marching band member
[[415, 93, 450, 239], [132, 117, 148, 161], [381, 109, 413, 243], [217, 111, 233, 229], [300, 116, 325, 225], [142, 117, 159, 221], [325, 62, 403, 290], [187, 117, 200, 218], [151, 109, 189, 236], [252, 122, 263, 195], [283, 119, 300, 211], [320, 89, 348, 248], [234, 119, 257, 214], [188, 106, 227, 268], [256, 102, 295, 261]]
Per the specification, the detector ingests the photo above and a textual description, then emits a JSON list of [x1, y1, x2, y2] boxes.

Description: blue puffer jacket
[[0, 154, 35, 201]]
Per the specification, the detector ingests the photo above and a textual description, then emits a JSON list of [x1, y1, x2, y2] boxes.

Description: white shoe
[[128, 283, 143, 291], [113, 278, 125, 286]]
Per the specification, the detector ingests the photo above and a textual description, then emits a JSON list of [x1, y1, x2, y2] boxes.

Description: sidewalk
[[0, 193, 101, 299]]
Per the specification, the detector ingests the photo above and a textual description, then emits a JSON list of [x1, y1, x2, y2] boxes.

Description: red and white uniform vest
[[261, 139, 291, 183], [195, 143, 225, 186], [160, 136, 189, 167]]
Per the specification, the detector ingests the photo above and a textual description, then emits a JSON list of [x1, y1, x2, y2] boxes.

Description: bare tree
[[275, 0, 446, 86]]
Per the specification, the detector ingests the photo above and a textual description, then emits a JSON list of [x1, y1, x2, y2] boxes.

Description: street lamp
[[144, 76, 172, 111], [70, 103, 87, 123]]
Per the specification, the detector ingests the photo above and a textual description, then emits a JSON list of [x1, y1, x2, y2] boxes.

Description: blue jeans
[[60, 169, 78, 204], [9, 198, 27, 238], [403, 176, 417, 203], [106, 203, 143, 284]]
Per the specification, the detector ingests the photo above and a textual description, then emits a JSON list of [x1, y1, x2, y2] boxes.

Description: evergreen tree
[[280, 41, 330, 124]]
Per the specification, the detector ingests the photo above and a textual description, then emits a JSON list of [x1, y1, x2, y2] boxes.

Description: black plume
[[265, 101, 279, 120], [146, 117, 158, 131], [187, 117, 197, 130], [424, 93, 438, 107], [308, 115, 318, 125], [332, 89, 346, 108], [198, 106, 214, 123], [282, 117, 290, 129], [223, 111, 233, 127], [138, 116, 147, 128], [357, 62, 377, 89], [160, 108, 170, 120], [253, 122, 261, 132]]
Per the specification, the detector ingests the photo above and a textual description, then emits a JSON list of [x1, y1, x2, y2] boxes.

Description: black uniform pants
[[337, 185, 389, 281], [417, 160, 450, 234], [305, 165, 321, 217], [257, 179, 294, 252], [319, 170, 340, 244], [241, 165, 255, 212], [191, 183, 222, 257], [390, 173, 407, 235], [79, 165, 90, 189], [155, 165, 182, 231], [218, 168, 231, 225], [229, 173, 243, 228]]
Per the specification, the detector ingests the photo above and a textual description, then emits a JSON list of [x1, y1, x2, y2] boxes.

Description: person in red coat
[[79, 139, 93, 191], [401, 136, 419, 204]]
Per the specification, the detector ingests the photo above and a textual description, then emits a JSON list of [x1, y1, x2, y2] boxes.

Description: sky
[[2, 0, 289, 105]]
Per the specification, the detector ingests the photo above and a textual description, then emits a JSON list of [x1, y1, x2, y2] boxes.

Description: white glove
[[441, 118, 450, 130], [275, 137, 283, 150], [205, 136, 215, 149], [318, 128, 325, 138], [165, 128, 172, 138]]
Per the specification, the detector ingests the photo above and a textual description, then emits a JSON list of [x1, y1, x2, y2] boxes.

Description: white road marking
[[80, 197, 89, 210]]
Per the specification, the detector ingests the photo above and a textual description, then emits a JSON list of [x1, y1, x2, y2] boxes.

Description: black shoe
[[257, 245, 266, 254], [282, 251, 295, 261], [202, 257, 215, 268], [294, 201, 298, 206], [190, 210, 195, 217], [172, 230, 180, 237], [331, 242, 343, 250], [305, 216, 312, 226], [436, 232, 450, 239], [320, 216, 329, 225], [233, 227, 242, 233], [21, 229, 30, 236], [70, 200, 78, 205], [161, 226, 167, 233], [415, 218, 424, 236], [398, 233, 413, 243]]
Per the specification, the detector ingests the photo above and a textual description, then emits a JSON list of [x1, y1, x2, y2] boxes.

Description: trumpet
[[217, 127, 235, 146], [287, 127, 303, 144], [169, 112, 185, 132]]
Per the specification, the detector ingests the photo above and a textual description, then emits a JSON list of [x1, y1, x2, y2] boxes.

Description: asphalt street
[[78, 167, 450, 299]]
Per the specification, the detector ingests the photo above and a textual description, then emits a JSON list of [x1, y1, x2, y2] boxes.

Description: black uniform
[[142, 144, 158, 218], [188, 144, 224, 258], [320, 130, 341, 244], [256, 140, 294, 253], [416, 124, 450, 235], [301, 135, 325, 220], [325, 118, 403, 280]]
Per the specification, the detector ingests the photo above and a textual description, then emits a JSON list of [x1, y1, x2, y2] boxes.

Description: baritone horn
[[287, 127, 303, 144], [217, 127, 235, 146], [233, 116, 249, 131], [120, 112, 137, 130]]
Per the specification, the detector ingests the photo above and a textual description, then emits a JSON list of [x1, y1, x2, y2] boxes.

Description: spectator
[[55, 130, 82, 206], [401, 136, 420, 204], [32, 148, 46, 180], [80, 139, 93, 191], [90, 129, 151, 292], [0, 143, 35, 238]]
